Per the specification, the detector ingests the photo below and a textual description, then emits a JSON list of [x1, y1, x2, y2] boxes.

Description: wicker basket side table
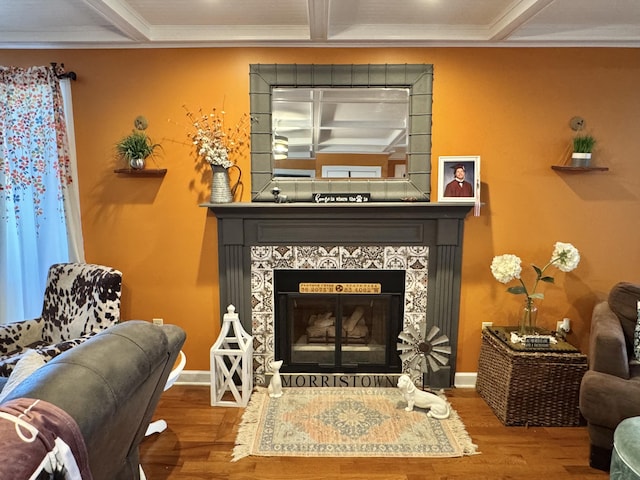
[[476, 327, 588, 426]]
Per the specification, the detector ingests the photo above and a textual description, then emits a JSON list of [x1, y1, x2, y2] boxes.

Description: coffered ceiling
[[2, 0, 640, 49]]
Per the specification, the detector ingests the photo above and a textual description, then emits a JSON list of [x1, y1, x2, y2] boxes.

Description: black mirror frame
[[249, 64, 433, 202]]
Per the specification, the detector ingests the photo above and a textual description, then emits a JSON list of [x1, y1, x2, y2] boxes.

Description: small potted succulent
[[116, 130, 161, 170], [571, 134, 596, 167]]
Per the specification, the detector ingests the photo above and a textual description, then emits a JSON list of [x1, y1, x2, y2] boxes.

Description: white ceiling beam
[[82, 0, 151, 41], [489, 0, 556, 41], [308, 0, 330, 41]]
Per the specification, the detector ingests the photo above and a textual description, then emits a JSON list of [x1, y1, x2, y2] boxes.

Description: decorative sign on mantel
[[299, 282, 381, 294], [312, 193, 371, 204]]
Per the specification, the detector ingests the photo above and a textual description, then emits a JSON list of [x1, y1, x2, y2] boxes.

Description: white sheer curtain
[[0, 66, 84, 324], [60, 78, 85, 263]]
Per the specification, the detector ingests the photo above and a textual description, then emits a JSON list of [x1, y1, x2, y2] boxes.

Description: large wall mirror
[[249, 64, 433, 202]]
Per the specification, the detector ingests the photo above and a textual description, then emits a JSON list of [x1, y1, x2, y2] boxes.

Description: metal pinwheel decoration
[[397, 323, 451, 387]]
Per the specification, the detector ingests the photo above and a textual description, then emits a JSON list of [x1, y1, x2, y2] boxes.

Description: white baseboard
[[176, 370, 478, 388], [454, 372, 477, 388], [176, 370, 210, 385]]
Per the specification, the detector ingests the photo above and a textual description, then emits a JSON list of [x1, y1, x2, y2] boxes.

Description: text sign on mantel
[[299, 283, 382, 294], [313, 193, 371, 204]]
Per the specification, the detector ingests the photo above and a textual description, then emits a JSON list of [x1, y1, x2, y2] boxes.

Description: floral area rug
[[232, 387, 478, 461]]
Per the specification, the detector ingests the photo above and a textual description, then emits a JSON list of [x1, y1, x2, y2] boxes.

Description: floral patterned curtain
[[0, 65, 81, 324]]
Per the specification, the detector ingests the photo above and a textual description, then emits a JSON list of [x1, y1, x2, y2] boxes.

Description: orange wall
[[2, 48, 639, 375]]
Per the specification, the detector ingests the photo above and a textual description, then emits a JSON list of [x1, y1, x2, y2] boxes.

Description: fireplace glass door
[[277, 292, 402, 373]]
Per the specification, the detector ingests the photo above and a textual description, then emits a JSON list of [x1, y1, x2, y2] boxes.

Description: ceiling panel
[[1, 0, 639, 48], [508, 0, 640, 43], [0, 0, 105, 31], [129, 0, 309, 26], [329, 0, 513, 27]]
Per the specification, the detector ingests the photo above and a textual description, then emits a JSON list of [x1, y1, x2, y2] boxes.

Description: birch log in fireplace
[[207, 202, 471, 388]]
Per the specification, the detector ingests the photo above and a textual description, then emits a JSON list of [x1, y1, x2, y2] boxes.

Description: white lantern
[[210, 305, 253, 407]]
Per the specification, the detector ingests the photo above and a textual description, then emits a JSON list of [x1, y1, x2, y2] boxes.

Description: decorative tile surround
[[250, 245, 429, 385]]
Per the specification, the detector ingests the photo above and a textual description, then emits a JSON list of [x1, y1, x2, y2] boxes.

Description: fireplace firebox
[[275, 270, 405, 374]]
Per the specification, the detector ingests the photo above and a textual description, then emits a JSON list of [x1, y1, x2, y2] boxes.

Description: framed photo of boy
[[437, 155, 481, 203]]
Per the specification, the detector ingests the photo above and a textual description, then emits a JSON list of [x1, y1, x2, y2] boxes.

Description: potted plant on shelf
[[571, 134, 596, 167], [116, 130, 161, 170]]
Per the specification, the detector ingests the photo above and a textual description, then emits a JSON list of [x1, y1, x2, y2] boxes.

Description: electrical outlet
[[481, 321, 493, 329], [152, 318, 163, 326], [556, 318, 570, 333]]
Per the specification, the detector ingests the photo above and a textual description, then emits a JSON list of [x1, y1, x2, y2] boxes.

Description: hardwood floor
[[139, 385, 608, 480]]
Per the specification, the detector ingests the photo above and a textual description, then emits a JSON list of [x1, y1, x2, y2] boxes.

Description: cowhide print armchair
[[0, 263, 122, 376]]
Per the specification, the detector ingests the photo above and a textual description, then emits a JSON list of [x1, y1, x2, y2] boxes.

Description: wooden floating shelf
[[551, 166, 609, 172], [114, 168, 167, 177]]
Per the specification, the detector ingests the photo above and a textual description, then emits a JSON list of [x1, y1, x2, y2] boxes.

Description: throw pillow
[[0, 350, 46, 403]]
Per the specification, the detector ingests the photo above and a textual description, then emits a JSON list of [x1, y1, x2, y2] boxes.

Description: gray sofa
[[0, 320, 186, 480], [579, 282, 640, 471]]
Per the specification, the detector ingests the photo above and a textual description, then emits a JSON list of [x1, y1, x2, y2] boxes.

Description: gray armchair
[[0, 262, 122, 376], [579, 282, 640, 471]]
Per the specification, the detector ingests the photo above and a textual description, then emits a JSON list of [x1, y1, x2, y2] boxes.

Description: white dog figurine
[[267, 360, 284, 398], [397, 374, 450, 419]]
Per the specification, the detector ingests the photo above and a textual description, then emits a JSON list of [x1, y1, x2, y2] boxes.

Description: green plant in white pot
[[572, 134, 596, 167], [116, 130, 161, 170]]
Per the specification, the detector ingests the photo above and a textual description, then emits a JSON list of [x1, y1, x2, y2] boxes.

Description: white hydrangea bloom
[[490, 254, 522, 284], [194, 129, 232, 168], [551, 242, 580, 272]]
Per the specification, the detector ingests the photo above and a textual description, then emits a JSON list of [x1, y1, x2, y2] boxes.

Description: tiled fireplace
[[208, 203, 471, 387], [254, 246, 422, 378]]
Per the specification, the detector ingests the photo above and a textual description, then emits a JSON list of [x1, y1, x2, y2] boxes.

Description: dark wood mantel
[[206, 201, 472, 217], [205, 201, 473, 386]]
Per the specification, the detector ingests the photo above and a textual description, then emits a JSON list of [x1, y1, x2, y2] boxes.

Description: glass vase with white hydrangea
[[490, 242, 581, 334]]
